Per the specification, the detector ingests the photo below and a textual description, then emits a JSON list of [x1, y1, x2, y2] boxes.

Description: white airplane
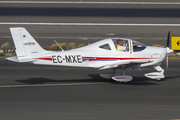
[[6, 27, 174, 83]]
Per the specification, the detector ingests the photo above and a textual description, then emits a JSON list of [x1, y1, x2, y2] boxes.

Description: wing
[[98, 59, 152, 70], [98, 60, 130, 70]]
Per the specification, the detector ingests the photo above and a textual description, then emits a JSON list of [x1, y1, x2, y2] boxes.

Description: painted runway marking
[[0, 1, 180, 4], [0, 82, 109, 88], [1, 22, 180, 27], [170, 119, 180, 120]]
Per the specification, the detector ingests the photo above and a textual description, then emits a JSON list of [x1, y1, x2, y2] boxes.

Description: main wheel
[[155, 78, 161, 81]]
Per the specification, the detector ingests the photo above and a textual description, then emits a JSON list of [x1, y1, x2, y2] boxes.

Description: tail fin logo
[[23, 42, 35, 46]]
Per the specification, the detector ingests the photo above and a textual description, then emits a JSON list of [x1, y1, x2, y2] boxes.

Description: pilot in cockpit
[[116, 40, 126, 51]]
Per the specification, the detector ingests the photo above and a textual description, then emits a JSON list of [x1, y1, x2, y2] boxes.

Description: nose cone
[[166, 47, 174, 54]]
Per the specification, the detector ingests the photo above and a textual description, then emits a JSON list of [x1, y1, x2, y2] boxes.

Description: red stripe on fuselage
[[35, 58, 52, 61], [82, 57, 155, 61]]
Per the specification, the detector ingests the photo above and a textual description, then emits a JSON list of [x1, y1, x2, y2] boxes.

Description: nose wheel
[[156, 77, 161, 81]]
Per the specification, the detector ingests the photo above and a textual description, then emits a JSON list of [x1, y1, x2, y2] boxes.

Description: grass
[[169, 53, 180, 58], [49, 43, 61, 51], [152, 44, 165, 48], [60, 43, 68, 50], [1, 42, 9, 53], [67, 42, 76, 50], [77, 44, 85, 48], [49, 42, 84, 51]]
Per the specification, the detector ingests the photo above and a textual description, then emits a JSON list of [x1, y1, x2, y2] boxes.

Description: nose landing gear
[[144, 65, 165, 81]]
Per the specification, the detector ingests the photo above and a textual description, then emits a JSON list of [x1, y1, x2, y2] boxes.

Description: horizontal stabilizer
[[6, 56, 19, 62], [6, 56, 36, 62]]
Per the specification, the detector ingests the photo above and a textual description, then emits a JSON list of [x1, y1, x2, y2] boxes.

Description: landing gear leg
[[144, 65, 165, 81], [154, 65, 165, 81], [154, 65, 164, 74], [122, 68, 126, 75], [110, 69, 116, 82], [111, 69, 115, 77]]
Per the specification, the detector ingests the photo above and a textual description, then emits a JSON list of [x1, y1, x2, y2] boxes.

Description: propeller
[[167, 32, 170, 48], [166, 31, 174, 68]]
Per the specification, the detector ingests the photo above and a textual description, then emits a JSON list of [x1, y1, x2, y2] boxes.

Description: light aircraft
[[6, 27, 174, 83]]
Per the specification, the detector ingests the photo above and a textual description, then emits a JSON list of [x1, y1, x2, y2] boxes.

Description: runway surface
[[0, 58, 180, 120], [0, 1, 180, 120]]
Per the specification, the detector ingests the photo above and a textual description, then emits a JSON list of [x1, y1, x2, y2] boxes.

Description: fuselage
[[7, 27, 174, 81], [32, 38, 167, 69]]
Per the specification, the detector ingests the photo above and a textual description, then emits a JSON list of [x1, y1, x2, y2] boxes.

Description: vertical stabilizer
[[10, 27, 46, 57], [8, 27, 47, 62]]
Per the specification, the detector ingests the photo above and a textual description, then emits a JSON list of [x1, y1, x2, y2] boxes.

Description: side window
[[115, 39, 129, 52], [99, 44, 111, 50]]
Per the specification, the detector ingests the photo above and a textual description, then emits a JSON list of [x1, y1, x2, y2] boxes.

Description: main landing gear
[[100, 68, 133, 83]]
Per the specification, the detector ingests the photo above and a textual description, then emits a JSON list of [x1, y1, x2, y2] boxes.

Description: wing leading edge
[[98, 59, 152, 70]]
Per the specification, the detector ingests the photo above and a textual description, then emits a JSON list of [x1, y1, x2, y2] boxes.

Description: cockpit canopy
[[112, 38, 146, 52], [97, 38, 146, 52]]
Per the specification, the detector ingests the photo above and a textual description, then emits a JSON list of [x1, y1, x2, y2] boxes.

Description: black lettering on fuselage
[[52, 55, 57, 63], [52, 55, 82, 63], [77, 55, 82, 63], [57, 55, 62, 63], [65, 55, 72, 63], [71, 55, 77, 63]]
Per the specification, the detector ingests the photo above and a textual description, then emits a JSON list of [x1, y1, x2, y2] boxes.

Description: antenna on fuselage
[[54, 40, 64, 51]]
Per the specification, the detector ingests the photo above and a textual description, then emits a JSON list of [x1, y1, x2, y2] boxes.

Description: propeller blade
[[166, 53, 168, 68], [167, 31, 170, 48], [166, 32, 172, 68]]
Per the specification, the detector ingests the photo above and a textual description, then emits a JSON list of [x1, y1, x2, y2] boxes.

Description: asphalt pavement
[[0, 58, 180, 120]]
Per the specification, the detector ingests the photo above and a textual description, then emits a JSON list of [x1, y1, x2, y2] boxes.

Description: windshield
[[132, 40, 146, 52]]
